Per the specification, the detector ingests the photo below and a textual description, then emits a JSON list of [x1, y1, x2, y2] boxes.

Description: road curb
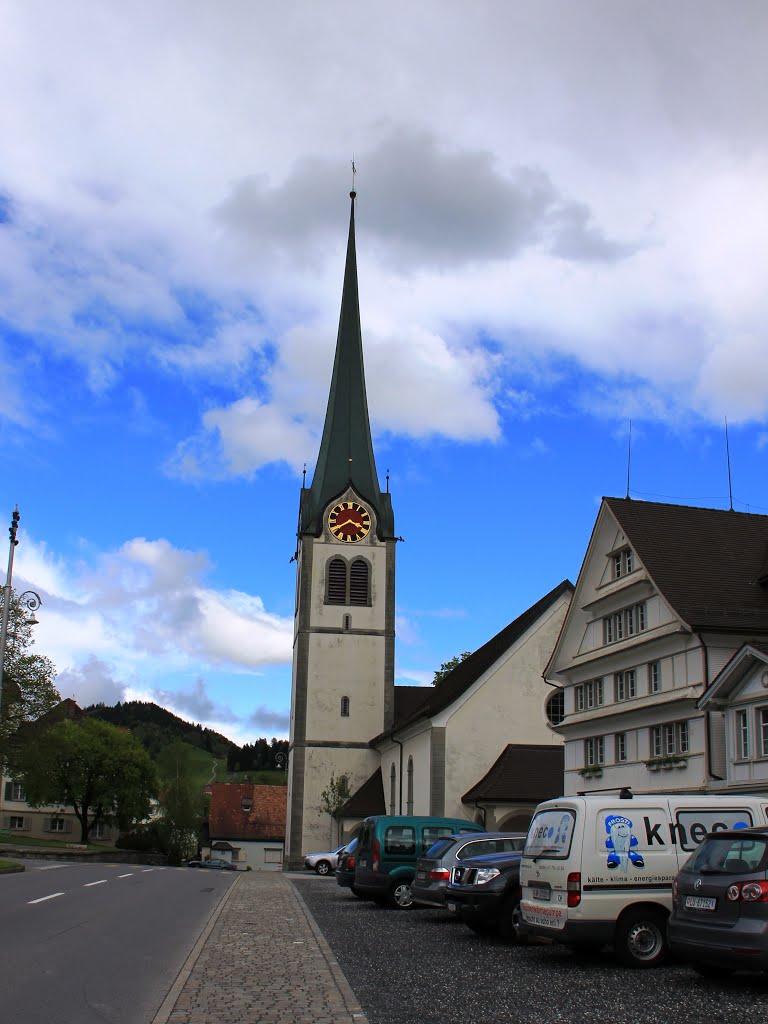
[[150, 871, 242, 1024]]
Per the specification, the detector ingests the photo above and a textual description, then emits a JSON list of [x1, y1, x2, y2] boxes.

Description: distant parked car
[[304, 843, 348, 876], [187, 857, 237, 871], [445, 849, 524, 943], [335, 837, 360, 893], [412, 832, 525, 909], [669, 825, 768, 976]]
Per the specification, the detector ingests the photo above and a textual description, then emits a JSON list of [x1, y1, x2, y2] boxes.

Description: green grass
[[0, 831, 109, 851], [212, 766, 287, 785], [0, 859, 24, 873]]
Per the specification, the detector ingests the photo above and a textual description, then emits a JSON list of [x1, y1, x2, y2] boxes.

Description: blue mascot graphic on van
[[604, 814, 645, 871]]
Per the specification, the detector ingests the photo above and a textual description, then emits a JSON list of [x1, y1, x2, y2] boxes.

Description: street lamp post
[[0, 506, 42, 718]]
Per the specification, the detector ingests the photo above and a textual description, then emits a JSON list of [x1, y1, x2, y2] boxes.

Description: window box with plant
[[644, 754, 689, 771], [577, 765, 604, 778]]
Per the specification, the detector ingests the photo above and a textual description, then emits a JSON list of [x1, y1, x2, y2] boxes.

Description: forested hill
[[85, 700, 235, 759]]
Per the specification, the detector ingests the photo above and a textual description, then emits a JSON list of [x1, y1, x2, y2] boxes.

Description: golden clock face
[[328, 501, 371, 542]]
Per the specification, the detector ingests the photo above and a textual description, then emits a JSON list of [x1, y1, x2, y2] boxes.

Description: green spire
[[300, 191, 394, 538]]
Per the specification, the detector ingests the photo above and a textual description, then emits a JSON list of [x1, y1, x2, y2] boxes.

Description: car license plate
[[531, 887, 550, 901], [685, 895, 716, 911], [416, 871, 426, 880], [447, 902, 457, 912]]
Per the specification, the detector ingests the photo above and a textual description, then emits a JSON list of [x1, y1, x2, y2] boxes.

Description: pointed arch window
[[340, 695, 350, 717], [325, 556, 371, 606]]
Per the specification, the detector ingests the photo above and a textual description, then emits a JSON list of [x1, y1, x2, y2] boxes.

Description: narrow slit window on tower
[[349, 559, 370, 605], [326, 558, 347, 604], [340, 695, 350, 717]]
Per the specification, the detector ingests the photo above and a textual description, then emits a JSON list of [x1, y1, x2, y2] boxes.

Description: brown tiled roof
[[373, 579, 573, 743], [337, 769, 385, 818], [207, 783, 286, 842], [605, 498, 768, 633], [462, 744, 564, 803]]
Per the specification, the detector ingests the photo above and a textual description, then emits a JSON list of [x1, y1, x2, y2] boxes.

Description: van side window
[[422, 826, 456, 849], [384, 826, 415, 855]]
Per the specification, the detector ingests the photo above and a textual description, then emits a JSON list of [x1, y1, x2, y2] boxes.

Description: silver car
[[303, 843, 348, 875], [411, 832, 526, 908]]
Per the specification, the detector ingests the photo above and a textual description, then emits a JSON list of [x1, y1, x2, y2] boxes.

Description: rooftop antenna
[[351, 157, 356, 191], [725, 416, 734, 511], [386, 468, 390, 494], [625, 420, 632, 499], [302, 462, 306, 488]]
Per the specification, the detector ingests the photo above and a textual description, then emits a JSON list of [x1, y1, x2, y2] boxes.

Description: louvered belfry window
[[327, 558, 347, 604], [349, 559, 369, 605]]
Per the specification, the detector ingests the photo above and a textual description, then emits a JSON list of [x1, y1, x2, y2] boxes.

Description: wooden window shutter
[[326, 558, 347, 604], [349, 560, 369, 605]]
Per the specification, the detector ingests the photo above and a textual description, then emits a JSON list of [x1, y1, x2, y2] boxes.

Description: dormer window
[[612, 547, 634, 579]]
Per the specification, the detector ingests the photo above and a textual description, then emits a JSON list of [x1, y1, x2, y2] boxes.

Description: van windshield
[[524, 809, 575, 859]]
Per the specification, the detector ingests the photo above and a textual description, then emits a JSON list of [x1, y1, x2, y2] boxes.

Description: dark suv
[[412, 832, 525, 909], [668, 825, 768, 975], [445, 849, 523, 943]]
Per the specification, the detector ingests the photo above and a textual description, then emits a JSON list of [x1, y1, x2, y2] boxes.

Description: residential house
[[546, 497, 768, 795], [204, 783, 286, 870]]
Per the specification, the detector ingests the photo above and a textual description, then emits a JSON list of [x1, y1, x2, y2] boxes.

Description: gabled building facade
[[548, 497, 768, 795], [204, 783, 286, 871]]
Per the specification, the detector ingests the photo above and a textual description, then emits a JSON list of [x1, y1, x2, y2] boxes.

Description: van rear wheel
[[615, 908, 669, 968], [387, 880, 414, 909]]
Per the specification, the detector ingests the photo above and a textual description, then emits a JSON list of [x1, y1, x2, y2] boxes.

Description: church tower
[[285, 191, 396, 866]]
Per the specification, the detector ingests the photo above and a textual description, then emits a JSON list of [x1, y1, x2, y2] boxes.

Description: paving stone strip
[[156, 873, 369, 1024]]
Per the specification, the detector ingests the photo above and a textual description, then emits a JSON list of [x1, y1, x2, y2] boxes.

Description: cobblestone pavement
[[155, 873, 368, 1024]]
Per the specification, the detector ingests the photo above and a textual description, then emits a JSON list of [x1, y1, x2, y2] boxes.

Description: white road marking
[[84, 880, 108, 887], [28, 893, 65, 904], [37, 864, 70, 870], [117, 873, 133, 878], [141, 868, 155, 873]]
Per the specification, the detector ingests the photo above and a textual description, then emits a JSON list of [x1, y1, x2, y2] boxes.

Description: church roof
[[462, 743, 564, 803], [336, 768, 385, 818], [604, 497, 768, 632], [372, 579, 573, 743], [300, 191, 394, 539], [393, 685, 432, 725]]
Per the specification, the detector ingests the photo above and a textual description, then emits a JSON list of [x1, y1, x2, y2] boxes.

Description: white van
[[519, 789, 768, 968]]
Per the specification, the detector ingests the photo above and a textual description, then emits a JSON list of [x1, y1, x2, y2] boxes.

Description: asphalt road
[[0, 858, 235, 1024], [294, 876, 768, 1024]]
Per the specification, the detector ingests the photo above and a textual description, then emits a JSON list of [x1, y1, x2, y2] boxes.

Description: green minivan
[[354, 815, 486, 908]]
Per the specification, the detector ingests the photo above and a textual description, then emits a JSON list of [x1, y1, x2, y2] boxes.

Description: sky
[[2, 1, 768, 748]]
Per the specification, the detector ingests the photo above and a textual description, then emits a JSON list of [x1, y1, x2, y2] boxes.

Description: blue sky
[[2, 2, 768, 746]]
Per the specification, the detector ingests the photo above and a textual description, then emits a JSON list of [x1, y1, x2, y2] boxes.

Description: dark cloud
[[247, 704, 290, 733], [155, 677, 239, 723], [57, 656, 126, 707], [216, 127, 635, 268]]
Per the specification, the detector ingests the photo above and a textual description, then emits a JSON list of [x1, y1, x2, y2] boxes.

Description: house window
[[49, 818, 66, 832], [406, 756, 414, 816], [615, 733, 627, 762], [92, 822, 106, 840], [612, 548, 634, 579], [264, 848, 283, 864], [340, 695, 350, 717], [736, 710, 749, 759], [614, 669, 637, 702], [604, 603, 647, 645], [9, 816, 25, 830], [584, 737, 605, 767], [575, 679, 604, 712], [648, 661, 662, 694], [760, 708, 768, 758], [650, 721, 689, 757], [546, 690, 565, 725], [389, 763, 396, 815]]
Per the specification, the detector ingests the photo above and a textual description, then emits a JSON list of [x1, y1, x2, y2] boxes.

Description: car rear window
[[524, 809, 575, 859], [682, 835, 768, 875], [458, 837, 523, 860], [424, 838, 456, 859]]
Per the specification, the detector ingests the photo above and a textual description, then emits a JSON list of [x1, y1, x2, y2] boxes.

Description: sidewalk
[[154, 872, 369, 1024]]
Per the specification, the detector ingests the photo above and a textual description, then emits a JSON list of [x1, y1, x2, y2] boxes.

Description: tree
[[9, 717, 157, 844], [432, 651, 472, 685], [320, 772, 351, 845], [155, 741, 206, 864], [0, 590, 61, 742]]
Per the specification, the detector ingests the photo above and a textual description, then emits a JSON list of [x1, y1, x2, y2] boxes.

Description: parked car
[[445, 849, 523, 943], [187, 857, 237, 870], [354, 815, 486, 909], [412, 832, 525, 908], [668, 825, 768, 976], [304, 843, 348, 876], [335, 837, 360, 893]]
